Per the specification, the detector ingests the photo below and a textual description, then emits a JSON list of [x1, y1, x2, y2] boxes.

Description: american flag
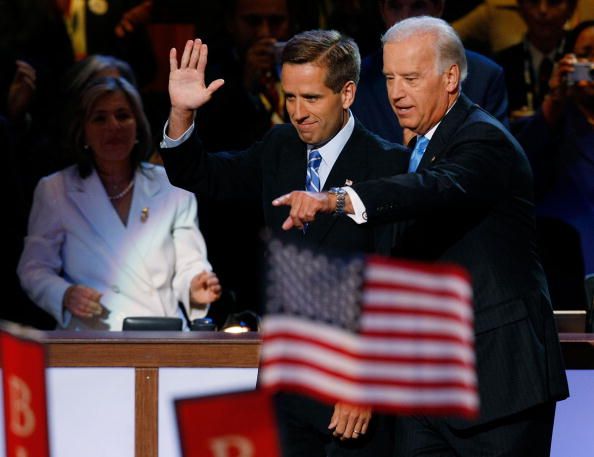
[[259, 240, 478, 419]]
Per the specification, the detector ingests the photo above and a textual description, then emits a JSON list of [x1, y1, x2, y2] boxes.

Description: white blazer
[[17, 163, 212, 330]]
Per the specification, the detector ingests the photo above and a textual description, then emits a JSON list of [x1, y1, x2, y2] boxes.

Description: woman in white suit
[[18, 76, 221, 330]]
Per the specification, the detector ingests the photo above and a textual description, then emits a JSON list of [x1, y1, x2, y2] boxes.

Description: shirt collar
[[307, 110, 355, 168], [422, 97, 458, 141]]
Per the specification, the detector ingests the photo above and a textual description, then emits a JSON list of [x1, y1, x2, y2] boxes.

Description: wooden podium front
[[43, 332, 261, 457], [4, 332, 587, 457]]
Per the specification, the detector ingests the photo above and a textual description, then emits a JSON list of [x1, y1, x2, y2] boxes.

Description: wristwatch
[[328, 187, 347, 215]]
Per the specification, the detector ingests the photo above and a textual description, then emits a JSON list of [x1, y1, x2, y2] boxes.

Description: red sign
[[1, 328, 50, 457], [176, 389, 280, 457]]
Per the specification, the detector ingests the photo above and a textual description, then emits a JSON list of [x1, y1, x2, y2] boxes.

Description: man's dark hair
[[282, 29, 360, 92]]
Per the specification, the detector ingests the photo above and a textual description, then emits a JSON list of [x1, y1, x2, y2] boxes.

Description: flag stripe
[[261, 364, 478, 411], [261, 244, 478, 419], [263, 316, 476, 362], [364, 289, 473, 318], [360, 314, 474, 340], [363, 306, 473, 327], [261, 363, 478, 399], [261, 337, 477, 384], [365, 261, 472, 298]]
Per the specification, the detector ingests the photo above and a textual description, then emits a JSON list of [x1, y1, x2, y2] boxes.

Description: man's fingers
[[207, 78, 225, 95], [328, 407, 339, 430], [196, 41, 208, 73], [180, 40, 194, 69], [169, 48, 178, 73], [281, 215, 296, 231], [188, 39, 202, 69], [361, 417, 370, 435], [353, 416, 368, 438], [272, 193, 291, 206]]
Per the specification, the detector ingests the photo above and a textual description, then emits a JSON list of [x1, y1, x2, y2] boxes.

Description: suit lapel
[[67, 167, 160, 289], [120, 168, 161, 284], [305, 124, 369, 245], [417, 94, 474, 171], [67, 169, 127, 252], [278, 137, 308, 194]]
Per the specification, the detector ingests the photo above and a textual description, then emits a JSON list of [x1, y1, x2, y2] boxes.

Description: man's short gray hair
[[382, 16, 467, 83]]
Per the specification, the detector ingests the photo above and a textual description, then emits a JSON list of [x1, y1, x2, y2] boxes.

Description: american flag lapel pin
[[344, 179, 353, 186], [141, 207, 149, 223]]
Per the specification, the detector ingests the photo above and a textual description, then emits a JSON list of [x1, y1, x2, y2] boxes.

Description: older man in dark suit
[[159, 30, 409, 456], [352, 0, 509, 145], [275, 16, 568, 457]]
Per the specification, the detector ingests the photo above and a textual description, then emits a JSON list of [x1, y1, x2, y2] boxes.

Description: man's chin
[[296, 132, 316, 144]]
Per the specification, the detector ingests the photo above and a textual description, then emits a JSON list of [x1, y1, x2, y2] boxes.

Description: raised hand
[[167, 39, 225, 138], [169, 39, 224, 112]]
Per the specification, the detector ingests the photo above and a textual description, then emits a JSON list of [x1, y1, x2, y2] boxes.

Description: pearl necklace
[[108, 178, 135, 200]]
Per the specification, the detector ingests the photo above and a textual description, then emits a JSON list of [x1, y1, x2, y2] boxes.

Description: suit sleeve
[[159, 128, 263, 201], [352, 123, 520, 223], [16, 177, 72, 326], [170, 189, 213, 320]]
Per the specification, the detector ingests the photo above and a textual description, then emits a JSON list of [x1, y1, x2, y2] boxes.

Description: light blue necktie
[[305, 150, 322, 192], [408, 135, 429, 172], [303, 150, 322, 233]]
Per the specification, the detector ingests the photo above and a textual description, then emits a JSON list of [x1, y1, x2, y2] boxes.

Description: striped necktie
[[408, 135, 429, 172], [306, 150, 322, 192]]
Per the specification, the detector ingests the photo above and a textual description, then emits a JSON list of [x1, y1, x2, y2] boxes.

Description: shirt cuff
[[160, 121, 195, 148], [344, 187, 367, 224]]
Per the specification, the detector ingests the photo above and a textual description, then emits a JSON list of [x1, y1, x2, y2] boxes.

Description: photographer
[[515, 20, 594, 311]]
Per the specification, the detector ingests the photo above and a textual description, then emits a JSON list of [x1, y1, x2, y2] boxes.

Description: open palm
[[168, 39, 224, 111]]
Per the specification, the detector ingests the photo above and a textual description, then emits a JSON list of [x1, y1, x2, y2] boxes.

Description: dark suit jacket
[[159, 120, 410, 256], [352, 48, 509, 144], [161, 120, 409, 456], [352, 94, 568, 427]]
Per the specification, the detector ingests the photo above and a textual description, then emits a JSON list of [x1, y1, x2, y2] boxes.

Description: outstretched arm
[[167, 38, 225, 139], [272, 191, 354, 230]]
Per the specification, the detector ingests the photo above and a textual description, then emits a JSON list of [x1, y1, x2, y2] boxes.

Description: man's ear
[[342, 81, 357, 109], [444, 64, 460, 94]]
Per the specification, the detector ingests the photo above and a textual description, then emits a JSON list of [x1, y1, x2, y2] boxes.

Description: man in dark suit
[[352, 0, 509, 145], [494, 0, 577, 126], [275, 17, 568, 457], [159, 30, 409, 456]]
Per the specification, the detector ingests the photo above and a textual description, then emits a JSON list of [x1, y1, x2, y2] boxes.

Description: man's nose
[[388, 79, 405, 101], [293, 99, 307, 120]]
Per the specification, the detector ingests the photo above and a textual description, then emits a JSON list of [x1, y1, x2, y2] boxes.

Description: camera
[[567, 62, 594, 83]]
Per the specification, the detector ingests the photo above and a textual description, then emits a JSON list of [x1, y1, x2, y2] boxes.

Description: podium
[[1, 331, 592, 457], [42, 331, 260, 457]]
